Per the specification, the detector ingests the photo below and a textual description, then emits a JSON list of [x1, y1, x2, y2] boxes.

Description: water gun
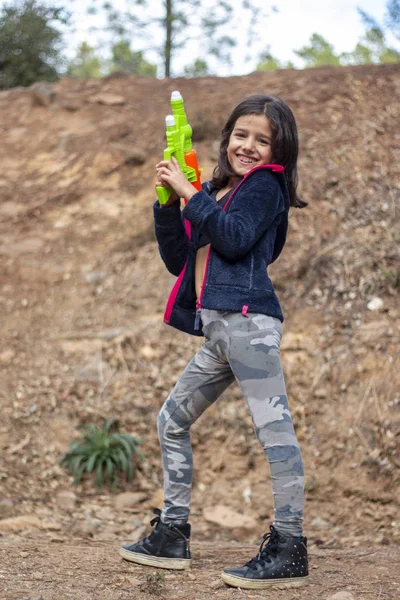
[[156, 91, 202, 205]]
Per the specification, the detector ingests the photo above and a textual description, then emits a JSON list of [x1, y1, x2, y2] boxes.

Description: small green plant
[[144, 571, 165, 596], [381, 267, 399, 289], [60, 418, 144, 489]]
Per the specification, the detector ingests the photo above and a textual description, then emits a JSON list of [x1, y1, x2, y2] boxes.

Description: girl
[[120, 95, 309, 589]]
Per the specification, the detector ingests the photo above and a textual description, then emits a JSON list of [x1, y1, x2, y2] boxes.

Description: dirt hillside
[[0, 64, 399, 600]]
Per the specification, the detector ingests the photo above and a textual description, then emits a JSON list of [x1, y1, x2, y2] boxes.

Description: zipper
[[194, 298, 202, 330]]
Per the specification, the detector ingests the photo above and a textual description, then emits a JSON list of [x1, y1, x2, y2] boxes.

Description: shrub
[[60, 417, 144, 489]]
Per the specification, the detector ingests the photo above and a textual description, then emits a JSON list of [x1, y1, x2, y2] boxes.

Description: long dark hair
[[211, 94, 306, 208]]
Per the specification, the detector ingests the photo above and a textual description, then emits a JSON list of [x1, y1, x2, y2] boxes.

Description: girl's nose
[[242, 137, 255, 153]]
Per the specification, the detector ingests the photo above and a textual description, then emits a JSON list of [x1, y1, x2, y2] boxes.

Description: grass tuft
[[60, 417, 144, 489]]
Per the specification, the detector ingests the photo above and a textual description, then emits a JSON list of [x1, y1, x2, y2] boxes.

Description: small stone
[[0, 516, 42, 531], [74, 517, 102, 536], [114, 492, 148, 511], [60, 101, 81, 112], [30, 82, 55, 106], [85, 271, 107, 284], [0, 349, 15, 364], [0, 498, 14, 518], [203, 505, 257, 530], [311, 517, 331, 529], [94, 531, 117, 542], [327, 592, 356, 600], [367, 297, 384, 311], [210, 580, 224, 590], [125, 576, 141, 587], [90, 93, 126, 106], [314, 388, 328, 399], [139, 345, 158, 360], [92, 505, 114, 521], [56, 491, 77, 512]]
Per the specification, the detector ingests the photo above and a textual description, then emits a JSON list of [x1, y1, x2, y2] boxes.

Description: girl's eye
[[259, 139, 270, 145]]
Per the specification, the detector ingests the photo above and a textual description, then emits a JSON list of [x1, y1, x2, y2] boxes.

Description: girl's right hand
[[155, 177, 180, 206]]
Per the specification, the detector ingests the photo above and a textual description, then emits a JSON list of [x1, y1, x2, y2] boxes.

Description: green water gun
[[156, 91, 202, 205]]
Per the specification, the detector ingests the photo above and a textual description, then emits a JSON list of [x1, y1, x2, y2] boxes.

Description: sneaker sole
[[119, 548, 192, 570], [220, 572, 309, 589]]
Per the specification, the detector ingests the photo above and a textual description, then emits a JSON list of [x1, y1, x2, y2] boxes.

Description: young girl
[[120, 94, 309, 589]]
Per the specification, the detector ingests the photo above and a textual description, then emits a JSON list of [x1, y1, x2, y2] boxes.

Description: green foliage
[[380, 267, 399, 289], [256, 48, 283, 71], [66, 40, 157, 80], [88, 0, 274, 77], [183, 58, 210, 77], [145, 571, 165, 596], [67, 42, 104, 79], [342, 25, 400, 65], [294, 33, 342, 68], [294, 21, 400, 69], [60, 418, 145, 489], [109, 40, 157, 76], [0, 0, 69, 89]]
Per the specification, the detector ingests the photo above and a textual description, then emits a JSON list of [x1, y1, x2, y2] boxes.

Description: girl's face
[[227, 114, 273, 179]]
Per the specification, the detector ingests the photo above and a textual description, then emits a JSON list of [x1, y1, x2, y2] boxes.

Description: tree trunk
[[165, 0, 172, 77]]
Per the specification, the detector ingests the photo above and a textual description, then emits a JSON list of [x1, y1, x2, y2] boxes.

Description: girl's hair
[[211, 94, 306, 208]]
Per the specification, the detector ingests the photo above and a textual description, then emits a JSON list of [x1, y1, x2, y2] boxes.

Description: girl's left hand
[[156, 157, 197, 201]]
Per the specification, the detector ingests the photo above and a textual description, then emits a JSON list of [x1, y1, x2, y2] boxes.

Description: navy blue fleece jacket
[[153, 165, 289, 336]]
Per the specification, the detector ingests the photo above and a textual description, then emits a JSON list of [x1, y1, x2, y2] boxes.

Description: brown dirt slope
[[0, 64, 399, 599]]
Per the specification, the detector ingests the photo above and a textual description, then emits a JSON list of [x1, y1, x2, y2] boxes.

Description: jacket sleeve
[[181, 170, 285, 261], [153, 200, 189, 276]]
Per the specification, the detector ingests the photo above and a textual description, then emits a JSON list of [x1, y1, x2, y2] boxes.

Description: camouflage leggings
[[157, 309, 304, 536]]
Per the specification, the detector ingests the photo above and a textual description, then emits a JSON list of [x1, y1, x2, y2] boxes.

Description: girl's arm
[[153, 200, 189, 276], [181, 170, 286, 261]]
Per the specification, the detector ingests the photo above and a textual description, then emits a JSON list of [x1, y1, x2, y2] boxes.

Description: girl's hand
[[156, 157, 197, 201], [155, 176, 180, 206]]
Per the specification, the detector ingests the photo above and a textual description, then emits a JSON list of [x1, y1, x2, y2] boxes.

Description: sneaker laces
[[245, 525, 281, 570], [149, 508, 189, 545], [150, 508, 162, 528]]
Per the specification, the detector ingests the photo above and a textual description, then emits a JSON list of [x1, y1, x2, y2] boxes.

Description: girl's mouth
[[236, 154, 257, 165]]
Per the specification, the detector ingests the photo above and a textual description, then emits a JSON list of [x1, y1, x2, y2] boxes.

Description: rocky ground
[[1, 538, 399, 600], [0, 63, 399, 599]]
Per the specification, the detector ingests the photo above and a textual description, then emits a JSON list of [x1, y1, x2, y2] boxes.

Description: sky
[[1, 0, 398, 76]]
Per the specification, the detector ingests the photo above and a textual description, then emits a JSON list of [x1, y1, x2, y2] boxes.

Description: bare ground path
[[0, 538, 399, 600]]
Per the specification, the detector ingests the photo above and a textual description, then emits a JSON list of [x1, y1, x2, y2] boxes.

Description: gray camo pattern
[[157, 309, 304, 536]]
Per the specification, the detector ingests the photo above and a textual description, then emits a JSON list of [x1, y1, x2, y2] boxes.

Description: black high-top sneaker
[[119, 508, 191, 570], [221, 525, 309, 589]]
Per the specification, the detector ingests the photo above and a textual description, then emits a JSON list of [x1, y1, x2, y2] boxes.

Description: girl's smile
[[227, 114, 273, 178]]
